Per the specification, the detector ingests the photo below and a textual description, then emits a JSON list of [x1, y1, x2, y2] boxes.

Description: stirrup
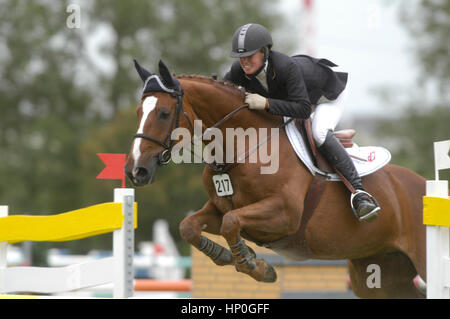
[[350, 190, 381, 221]]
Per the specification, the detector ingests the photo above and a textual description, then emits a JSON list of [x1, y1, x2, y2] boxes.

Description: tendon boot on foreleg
[[199, 235, 233, 266]]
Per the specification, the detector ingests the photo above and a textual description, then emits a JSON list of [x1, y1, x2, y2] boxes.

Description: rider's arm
[[266, 61, 312, 119]]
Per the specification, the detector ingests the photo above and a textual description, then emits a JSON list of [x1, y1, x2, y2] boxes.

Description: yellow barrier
[[0, 294, 40, 299], [423, 196, 450, 228], [0, 202, 137, 243]]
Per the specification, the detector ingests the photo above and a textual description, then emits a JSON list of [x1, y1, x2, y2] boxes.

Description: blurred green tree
[[400, 0, 450, 97], [81, 0, 283, 256], [377, 104, 450, 181], [86, 0, 282, 113], [375, 0, 450, 181], [0, 0, 284, 260], [0, 0, 95, 264], [0, 1, 92, 213]]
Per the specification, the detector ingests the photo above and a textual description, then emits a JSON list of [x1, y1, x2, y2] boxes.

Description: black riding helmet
[[230, 23, 273, 58]]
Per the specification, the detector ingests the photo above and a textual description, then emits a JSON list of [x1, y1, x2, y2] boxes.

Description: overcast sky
[[279, 0, 420, 119]]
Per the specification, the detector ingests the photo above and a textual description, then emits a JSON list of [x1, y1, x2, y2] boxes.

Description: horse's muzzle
[[125, 156, 158, 187]]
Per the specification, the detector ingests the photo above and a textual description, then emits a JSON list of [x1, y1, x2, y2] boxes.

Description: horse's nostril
[[130, 158, 158, 186], [133, 167, 149, 179]]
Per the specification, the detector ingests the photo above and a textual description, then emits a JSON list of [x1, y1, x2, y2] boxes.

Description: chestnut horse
[[125, 60, 427, 298]]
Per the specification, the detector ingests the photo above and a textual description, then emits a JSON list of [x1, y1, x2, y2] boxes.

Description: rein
[[133, 87, 293, 175], [132, 84, 295, 216]]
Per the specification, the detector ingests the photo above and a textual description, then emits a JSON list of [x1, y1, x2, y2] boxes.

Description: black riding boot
[[318, 130, 380, 222]]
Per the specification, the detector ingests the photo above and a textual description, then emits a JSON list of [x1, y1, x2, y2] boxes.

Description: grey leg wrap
[[199, 235, 232, 264], [230, 236, 256, 269]]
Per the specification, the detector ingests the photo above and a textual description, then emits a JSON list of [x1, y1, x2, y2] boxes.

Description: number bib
[[212, 174, 234, 197]]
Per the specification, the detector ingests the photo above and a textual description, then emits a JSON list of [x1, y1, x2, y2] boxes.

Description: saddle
[[295, 118, 357, 191], [295, 118, 359, 220]]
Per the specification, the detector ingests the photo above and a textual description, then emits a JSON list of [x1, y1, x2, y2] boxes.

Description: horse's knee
[[179, 217, 200, 244], [220, 212, 240, 238]]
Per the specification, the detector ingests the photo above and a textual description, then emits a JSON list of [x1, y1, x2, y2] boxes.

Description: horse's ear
[[134, 59, 152, 82], [158, 60, 175, 87]]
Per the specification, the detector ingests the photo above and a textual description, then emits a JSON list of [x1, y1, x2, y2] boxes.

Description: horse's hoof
[[252, 259, 277, 283], [261, 261, 277, 283]]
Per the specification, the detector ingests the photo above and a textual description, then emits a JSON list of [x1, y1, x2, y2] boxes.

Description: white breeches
[[311, 89, 347, 146]]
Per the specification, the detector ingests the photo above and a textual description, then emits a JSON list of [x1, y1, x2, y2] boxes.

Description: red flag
[[97, 153, 126, 188]]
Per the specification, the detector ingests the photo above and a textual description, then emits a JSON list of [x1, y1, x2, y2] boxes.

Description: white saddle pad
[[283, 117, 391, 181]]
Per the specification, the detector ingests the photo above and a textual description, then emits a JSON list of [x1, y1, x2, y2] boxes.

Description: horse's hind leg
[[179, 200, 233, 266], [348, 251, 425, 299]]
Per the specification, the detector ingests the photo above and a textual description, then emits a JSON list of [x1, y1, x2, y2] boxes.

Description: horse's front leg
[[220, 196, 291, 283], [179, 200, 235, 266]]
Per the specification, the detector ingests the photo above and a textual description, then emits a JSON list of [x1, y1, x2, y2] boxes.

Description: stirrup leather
[[350, 190, 381, 221]]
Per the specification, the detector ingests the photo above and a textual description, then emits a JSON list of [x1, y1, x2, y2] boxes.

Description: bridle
[[133, 83, 193, 165], [132, 79, 293, 173], [132, 85, 248, 170], [132, 74, 249, 169], [131, 71, 293, 216]]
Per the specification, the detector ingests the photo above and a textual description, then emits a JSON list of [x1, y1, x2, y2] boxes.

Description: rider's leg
[[311, 91, 380, 222]]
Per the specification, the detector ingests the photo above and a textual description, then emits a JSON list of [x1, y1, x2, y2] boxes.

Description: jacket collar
[[267, 51, 276, 81]]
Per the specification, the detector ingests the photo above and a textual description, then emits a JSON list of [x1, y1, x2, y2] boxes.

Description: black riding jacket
[[223, 50, 348, 119]]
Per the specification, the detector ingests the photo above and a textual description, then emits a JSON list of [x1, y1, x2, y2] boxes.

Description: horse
[[125, 60, 427, 298]]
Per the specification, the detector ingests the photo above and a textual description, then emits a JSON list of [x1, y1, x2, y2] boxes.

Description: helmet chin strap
[[249, 48, 269, 77]]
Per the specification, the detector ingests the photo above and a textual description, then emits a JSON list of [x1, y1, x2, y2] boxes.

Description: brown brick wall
[[191, 234, 349, 298], [191, 240, 281, 298], [281, 266, 348, 291]]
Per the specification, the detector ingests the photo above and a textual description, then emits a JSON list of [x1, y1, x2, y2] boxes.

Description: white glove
[[245, 93, 268, 110]]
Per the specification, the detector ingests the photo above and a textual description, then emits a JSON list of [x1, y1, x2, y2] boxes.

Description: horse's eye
[[158, 108, 171, 120]]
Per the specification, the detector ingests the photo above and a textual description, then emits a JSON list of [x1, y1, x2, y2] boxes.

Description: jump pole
[[0, 188, 136, 298], [0, 206, 7, 290], [113, 188, 135, 298], [425, 180, 449, 299], [424, 140, 450, 299]]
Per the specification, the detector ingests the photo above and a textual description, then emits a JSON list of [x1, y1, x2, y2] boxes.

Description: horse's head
[[125, 59, 190, 186]]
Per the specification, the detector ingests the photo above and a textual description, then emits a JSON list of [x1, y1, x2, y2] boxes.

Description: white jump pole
[[0, 189, 135, 298], [0, 206, 7, 293], [113, 188, 135, 298], [426, 180, 449, 299], [426, 140, 450, 299]]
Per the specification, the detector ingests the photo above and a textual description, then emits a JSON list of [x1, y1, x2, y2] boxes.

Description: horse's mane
[[175, 74, 281, 126], [176, 74, 245, 99]]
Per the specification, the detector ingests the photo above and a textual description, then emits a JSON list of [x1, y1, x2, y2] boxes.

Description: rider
[[223, 23, 380, 222]]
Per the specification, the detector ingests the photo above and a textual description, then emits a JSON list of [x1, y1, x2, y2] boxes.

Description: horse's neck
[[181, 79, 278, 130], [180, 78, 295, 176], [182, 80, 240, 128]]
